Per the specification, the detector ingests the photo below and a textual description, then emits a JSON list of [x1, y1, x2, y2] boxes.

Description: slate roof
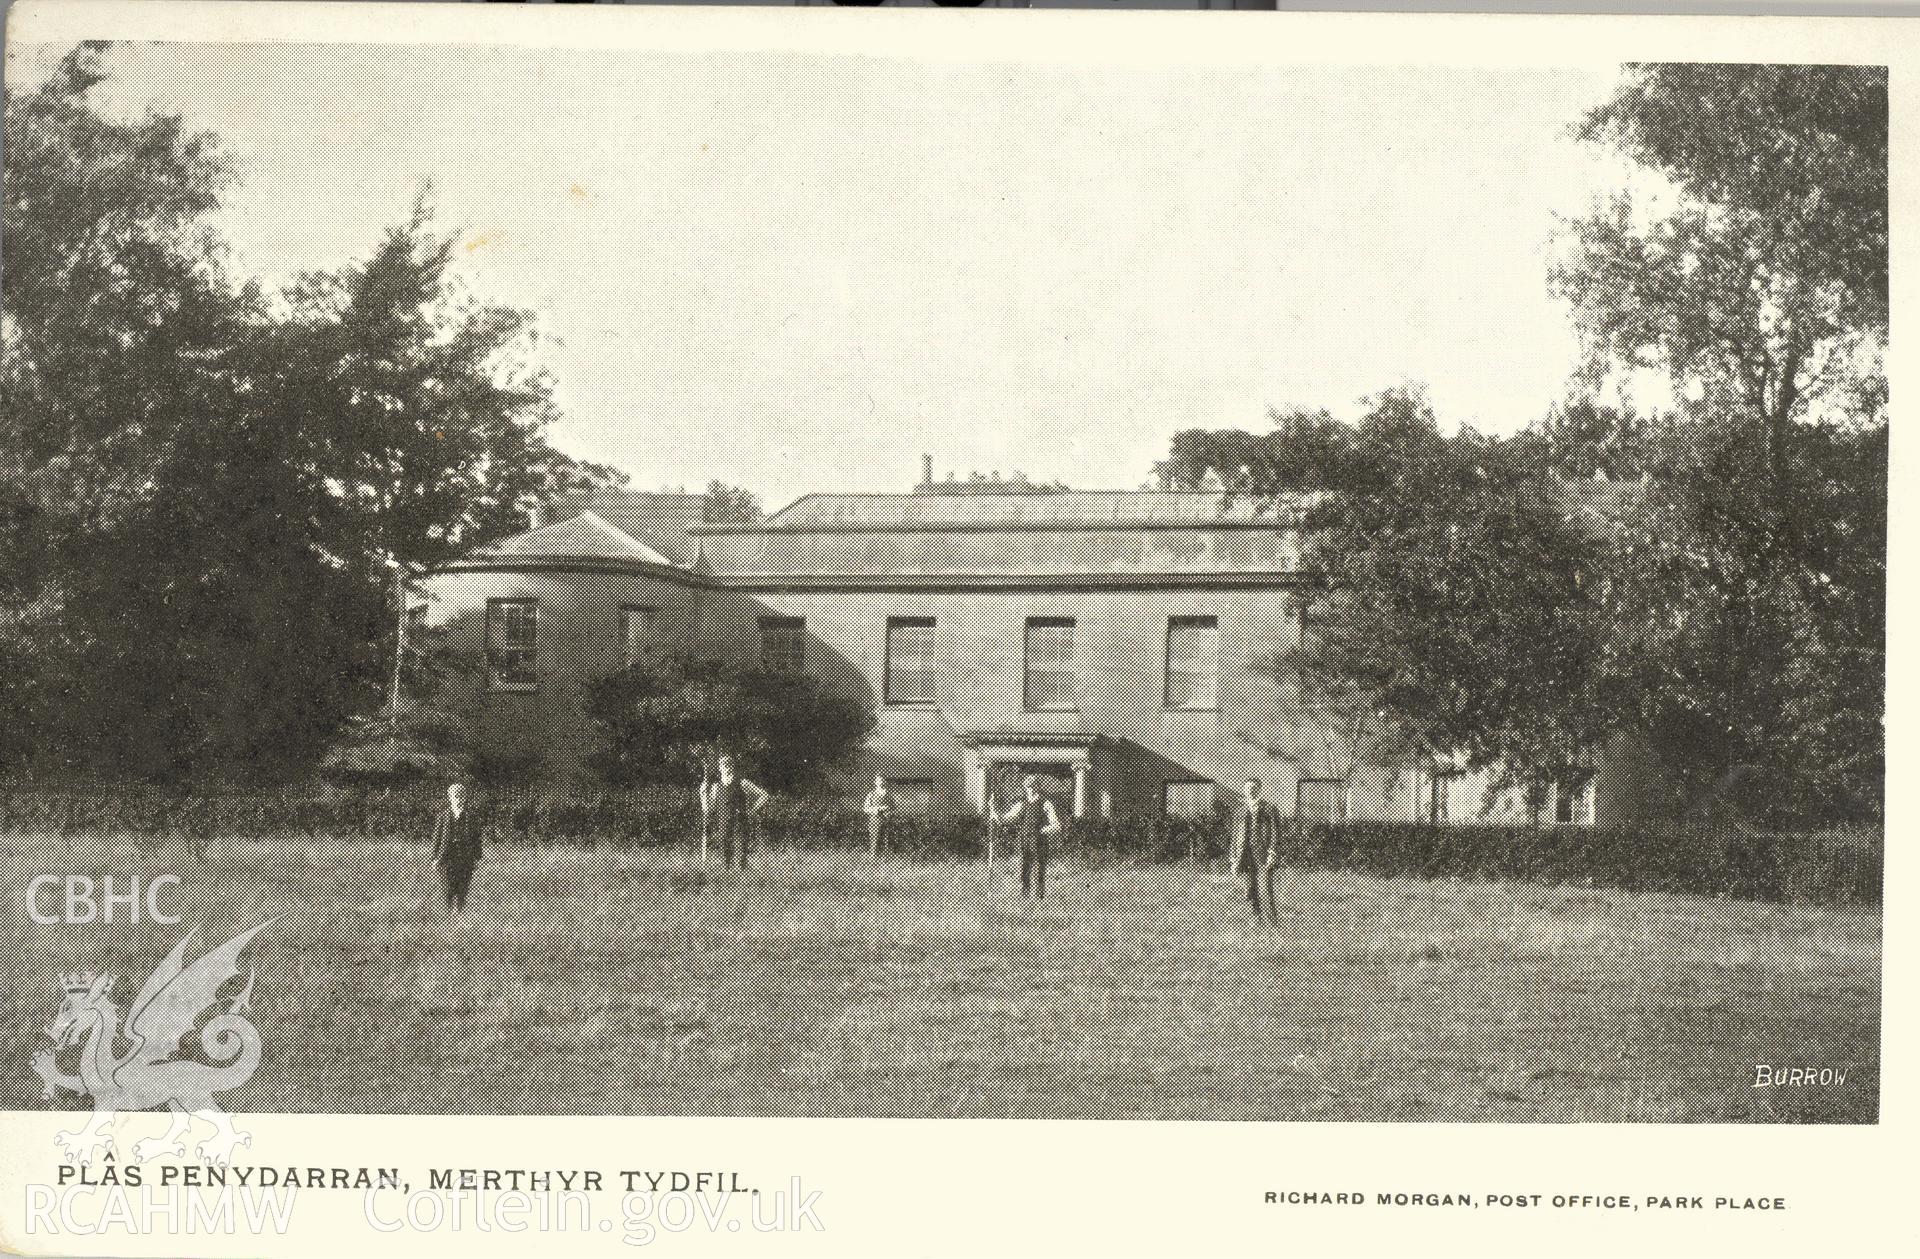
[[551, 491, 706, 565], [447, 481, 1643, 581], [746, 483, 1645, 533], [463, 510, 675, 567], [745, 491, 1306, 532]]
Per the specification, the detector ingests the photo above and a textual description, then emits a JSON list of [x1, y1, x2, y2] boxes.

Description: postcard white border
[[0, 3, 1910, 1254]]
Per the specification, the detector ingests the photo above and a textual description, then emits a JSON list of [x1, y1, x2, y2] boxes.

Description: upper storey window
[[1165, 616, 1219, 709], [885, 617, 937, 704], [1024, 617, 1076, 711]]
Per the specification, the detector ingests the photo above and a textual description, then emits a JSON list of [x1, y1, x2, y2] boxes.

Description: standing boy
[[431, 781, 485, 914], [1228, 778, 1283, 923], [701, 754, 770, 869], [998, 774, 1064, 899]]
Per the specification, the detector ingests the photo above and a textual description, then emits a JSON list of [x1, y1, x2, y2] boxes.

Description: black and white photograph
[[0, 0, 1889, 1160]]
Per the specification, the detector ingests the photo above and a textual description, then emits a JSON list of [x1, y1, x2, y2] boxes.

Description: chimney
[[527, 503, 549, 530], [921, 454, 933, 487]]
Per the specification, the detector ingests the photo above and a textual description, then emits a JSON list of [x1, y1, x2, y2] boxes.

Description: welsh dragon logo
[[34, 921, 276, 1166]]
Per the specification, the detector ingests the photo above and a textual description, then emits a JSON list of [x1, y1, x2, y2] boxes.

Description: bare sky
[[21, 42, 1624, 507]]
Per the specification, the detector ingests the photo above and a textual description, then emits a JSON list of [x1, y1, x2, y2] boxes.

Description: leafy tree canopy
[[584, 648, 874, 793], [1552, 64, 1887, 494], [1184, 64, 1887, 826], [1283, 388, 1615, 799], [702, 480, 764, 524], [1555, 63, 1887, 824], [1, 47, 604, 782]]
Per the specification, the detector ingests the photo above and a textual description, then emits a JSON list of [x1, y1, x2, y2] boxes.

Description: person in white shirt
[[998, 774, 1064, 899], [700, 754, 770, 869], [863, 775, 894, 859]]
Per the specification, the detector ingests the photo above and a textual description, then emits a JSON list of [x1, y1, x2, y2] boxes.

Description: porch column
[[1072, 761, 1090, 819]]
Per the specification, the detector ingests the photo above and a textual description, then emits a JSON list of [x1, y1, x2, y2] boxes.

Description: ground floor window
[[759, 616, 807, 674], [1162, 779, 1216, 818], [1164, 616, 1219, 710], [1553, 779, 1595, 825], [885, 617, 937, 704], [1023, 617, 1077, 711], [885, 779, 937, 816], [485, 598, 538, 690], [620, 604, 656, 668], [1425, 767, 1466, 824]]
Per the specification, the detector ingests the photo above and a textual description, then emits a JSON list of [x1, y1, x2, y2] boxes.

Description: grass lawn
[[0, 832, 1880, 1121]]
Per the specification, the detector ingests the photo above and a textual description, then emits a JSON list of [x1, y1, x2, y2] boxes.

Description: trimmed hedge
[[1299, 820, 1881, 908], [0, 786, 1880, 908]]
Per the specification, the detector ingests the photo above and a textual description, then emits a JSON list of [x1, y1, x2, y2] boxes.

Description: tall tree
[[1, 45, 260, 775], [2, 49, 590, 780], [1504, 398, 1661, 482], [1553, 64, 1887, 496], [1291, 387, 1615, 803], [1164, 389, 1617, 810], [1553, 64, 1887, 823], [1154, 406, 1349, 493], [266, 192, 568, 570], [2, 45, 241, 509]]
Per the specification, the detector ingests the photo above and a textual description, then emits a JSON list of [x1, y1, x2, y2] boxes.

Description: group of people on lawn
[[429, 759, 1295, 922]]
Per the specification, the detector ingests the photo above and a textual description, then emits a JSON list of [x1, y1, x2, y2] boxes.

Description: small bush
[[582, 649, 874, 792], [318, 703, 471, 790]]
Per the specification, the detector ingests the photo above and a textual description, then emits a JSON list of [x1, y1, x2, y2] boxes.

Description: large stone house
[[417, 471, 1655, 825]]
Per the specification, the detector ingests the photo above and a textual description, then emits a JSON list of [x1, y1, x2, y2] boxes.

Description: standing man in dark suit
[[700, 754, 770, 870], [431, 781, 485, 914], [1228, 778, 1283, 923], [998, 774, 1063, 899]]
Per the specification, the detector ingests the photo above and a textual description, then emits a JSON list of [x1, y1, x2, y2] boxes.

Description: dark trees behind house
[[702, 481, 765, 525], [1177, 64, 1885, 826], [1, 47, 588, 782]]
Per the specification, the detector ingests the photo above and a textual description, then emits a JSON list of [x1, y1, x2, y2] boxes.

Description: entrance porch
[[961, 731, 1115, 820]]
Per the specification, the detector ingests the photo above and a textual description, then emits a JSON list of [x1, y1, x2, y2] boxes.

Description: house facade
[[419, 478, 1647, 825]]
